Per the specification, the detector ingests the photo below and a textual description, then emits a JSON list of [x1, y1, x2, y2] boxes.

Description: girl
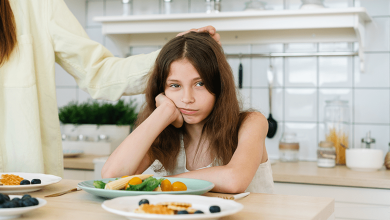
[[102, 32, 274, 194]]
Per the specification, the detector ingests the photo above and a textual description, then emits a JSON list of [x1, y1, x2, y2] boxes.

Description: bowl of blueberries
[[0, 193, 46, 219]]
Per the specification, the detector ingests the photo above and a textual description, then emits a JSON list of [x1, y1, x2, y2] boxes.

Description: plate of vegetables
[[78, 175, 215, 199], [0, 173, 62, 193]]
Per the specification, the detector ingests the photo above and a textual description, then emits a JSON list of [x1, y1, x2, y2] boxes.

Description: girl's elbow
[[222, 169, 248, 193]]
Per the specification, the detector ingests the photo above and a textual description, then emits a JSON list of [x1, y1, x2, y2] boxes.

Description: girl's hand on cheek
[[155, 93, 183, 128]]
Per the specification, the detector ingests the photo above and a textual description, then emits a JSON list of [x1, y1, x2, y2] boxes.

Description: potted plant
[[59, 99, 138, 153]]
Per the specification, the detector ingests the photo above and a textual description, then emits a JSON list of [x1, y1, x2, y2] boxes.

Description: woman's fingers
[[177, 25, 221, 45]]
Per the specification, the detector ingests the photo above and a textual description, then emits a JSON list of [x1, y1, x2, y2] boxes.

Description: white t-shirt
[[154, 137, 275, 194]]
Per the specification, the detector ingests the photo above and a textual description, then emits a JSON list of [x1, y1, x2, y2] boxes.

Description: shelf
[[94, 7, 371, 71]]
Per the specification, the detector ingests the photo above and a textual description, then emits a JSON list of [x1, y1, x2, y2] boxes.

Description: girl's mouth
[[179, 108, 198, 115]]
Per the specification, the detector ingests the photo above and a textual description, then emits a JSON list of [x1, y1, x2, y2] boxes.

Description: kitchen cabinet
[[272, 162, 390, 220]]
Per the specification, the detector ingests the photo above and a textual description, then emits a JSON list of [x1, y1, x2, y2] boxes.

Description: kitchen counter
[[18, 179, 334, 220], [63, 155, 107, 170], [272, 161, 390, 189]]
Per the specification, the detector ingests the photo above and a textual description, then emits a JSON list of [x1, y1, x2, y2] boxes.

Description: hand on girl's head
[[155, 93, 184, 128]]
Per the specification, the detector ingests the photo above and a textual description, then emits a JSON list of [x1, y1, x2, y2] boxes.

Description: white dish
[[102, 195, 243, 220], [0, 173, 62, 193], [63, 149, 84, 158], [346, 149, 384, 172], [0, 195, 46, 219]]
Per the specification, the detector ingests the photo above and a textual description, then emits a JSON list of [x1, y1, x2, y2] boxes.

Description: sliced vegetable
[[93, 181, 106, 189]]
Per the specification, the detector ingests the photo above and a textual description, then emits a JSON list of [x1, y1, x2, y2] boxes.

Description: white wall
[[58, 0, 390, 161]]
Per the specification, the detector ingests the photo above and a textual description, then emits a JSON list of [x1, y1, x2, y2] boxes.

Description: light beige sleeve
[[47, 0, 160, 100]]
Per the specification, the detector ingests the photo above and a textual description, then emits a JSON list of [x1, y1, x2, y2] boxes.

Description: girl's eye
[[170, 84, 180, 88], [196, 81, 204, 86]]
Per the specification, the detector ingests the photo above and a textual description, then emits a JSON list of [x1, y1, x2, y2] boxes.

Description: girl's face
[[165, 59, 216, 125]]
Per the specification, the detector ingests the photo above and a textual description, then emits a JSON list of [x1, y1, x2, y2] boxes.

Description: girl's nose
[[181, 89, 195, 104]]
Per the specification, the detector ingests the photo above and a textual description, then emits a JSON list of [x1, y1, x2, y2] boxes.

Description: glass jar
[[317, 141, 336, 168], [279, 132, 299, 162], [324, 97, 350, 165]]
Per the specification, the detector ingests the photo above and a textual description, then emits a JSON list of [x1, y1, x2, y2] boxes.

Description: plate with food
[[0, 193, 47, 219], [78, 174, 215, 199], [102, 194, 243, 220], [0, 173, 62, 193]]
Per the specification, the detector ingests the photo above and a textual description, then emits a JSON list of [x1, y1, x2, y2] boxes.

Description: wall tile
[[64, 0, 87, 28], [55, 63, 77, 87], [261, 0, 284, 10], [130, 46, 161, 56], [86, 27, 104, 44], [354, 54, 390, 88], [285, 0, 302, 10], [285, 123, 318, 161], [356, 0, 390, 16], [224, 45, 252, 88], [365, 17, 390, 52], [266, 122, 284, 160], [252, 88, 284, 122], [285, 89, 317, 122], [87, 0, 104, 27], [251, 57, 283, 87], [228, 58, 251, 88], [78, 88, 92, 104], [57, 88, 78, 107], [122, 94, 146, 113], [319, 57, 352, 88], [318, 89, 353, 123], [354, 125, 389, 153], [251, 44, 284, 53], [318, 43, 352, 52], [132, 0, 160, 15], [285, 57, 317, 87], [104, 36, 121, 57], [105, 0, 123, 16], [354, 89, 390, 124], [238, 88, 251, 110], [285, 43, 317, 52]]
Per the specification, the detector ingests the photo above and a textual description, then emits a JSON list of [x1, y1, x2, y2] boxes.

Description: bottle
[[122, 0, 132, 16], [214, 0, 221, 13], [324, 97, 350, 165], [279, 132, 299, 162], [164, 0, 172, 14], [205, 0, 215, 13], [317, 141, 336, 168]]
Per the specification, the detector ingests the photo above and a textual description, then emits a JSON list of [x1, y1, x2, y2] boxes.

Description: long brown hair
[[0, 0, 17, 66], [136, 32, 250, 173]]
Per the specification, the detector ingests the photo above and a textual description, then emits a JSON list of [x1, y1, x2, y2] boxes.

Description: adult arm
[[168, 112, 268, 194]]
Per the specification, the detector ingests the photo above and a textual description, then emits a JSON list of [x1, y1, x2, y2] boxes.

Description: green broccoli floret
[[93, 180, 106, 189]]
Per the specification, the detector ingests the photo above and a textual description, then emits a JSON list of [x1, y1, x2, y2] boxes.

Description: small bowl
[[346, 149, 384, 172]]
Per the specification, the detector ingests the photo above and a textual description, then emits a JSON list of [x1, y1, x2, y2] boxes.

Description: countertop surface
[[65, 155, 390, 189], [15, 179, 334, 220], [272, 161, 390, 189], [64, 154, 107, 170]]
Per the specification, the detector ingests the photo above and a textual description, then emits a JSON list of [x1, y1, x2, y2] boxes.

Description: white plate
[[0, 173, 62, 193], [102, 195, 243, 220], [0, 195, 46, 219], [63, 149, 84, 158]]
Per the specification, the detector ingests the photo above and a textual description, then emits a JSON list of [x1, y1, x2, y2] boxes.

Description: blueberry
[[31, 179, 41, 184], [0, 194, 7, 205], [177, 210, 189, 214], [209, 205, 221, 213], [22, 199, 34, 207], [2, 194, 10, 201], [22, 194, 32, 200], [20, 180, 30, 185], [11, 198, 21, 202], [17, 199, 24, 207], [194, 210, 204, 214], [138, 199, 149, 206], [29, 198, 39, 206], [0, 201, 12, 208], [10, 200, 20, 208]]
